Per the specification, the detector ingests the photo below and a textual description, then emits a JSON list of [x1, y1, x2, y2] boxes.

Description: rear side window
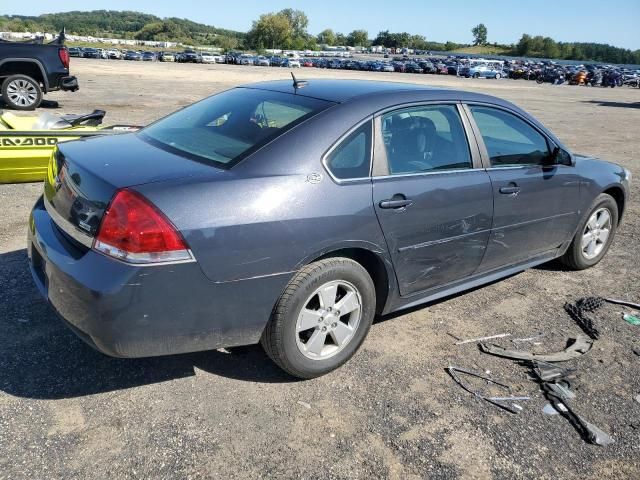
[[469, 106, 550, 167], [381, 104, 472, 175], [325, 122, 372, 179], [140, 88, 333, 169]]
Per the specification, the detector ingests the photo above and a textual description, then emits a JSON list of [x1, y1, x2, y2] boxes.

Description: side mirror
[[542, 147, 560, 167], [543, 146, 573, 167]]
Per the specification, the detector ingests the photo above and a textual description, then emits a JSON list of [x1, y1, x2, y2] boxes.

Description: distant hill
[[0, 10, 245, 48]]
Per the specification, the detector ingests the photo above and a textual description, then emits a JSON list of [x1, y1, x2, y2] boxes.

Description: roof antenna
[[291, 72, 308, 90]]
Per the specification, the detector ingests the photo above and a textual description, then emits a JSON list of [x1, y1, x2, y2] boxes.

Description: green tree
[[335, 32, 347, 46], [247, 13, 291, 49], [316, 28, 336, 46], [471, 23, 487, 45], [347, 29, 369, 47], [542, 37, 560, 59], [516, 34, 532, 56], [278, 8, 308, 39]]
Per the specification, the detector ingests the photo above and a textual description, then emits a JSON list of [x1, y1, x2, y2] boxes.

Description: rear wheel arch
[[309, 247, 392, 315], [0, 60, 48, 91]]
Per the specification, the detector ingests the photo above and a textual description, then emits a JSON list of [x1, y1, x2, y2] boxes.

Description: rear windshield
[[140, 88, 331, 168]]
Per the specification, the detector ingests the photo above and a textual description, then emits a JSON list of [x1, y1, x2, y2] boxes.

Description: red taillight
[[93, 189, 193, 264], [58, 48, 70, 69]]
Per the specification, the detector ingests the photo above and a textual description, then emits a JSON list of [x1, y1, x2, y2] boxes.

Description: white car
[[201, 52, 216, 64], [256, 56, 270, 67]]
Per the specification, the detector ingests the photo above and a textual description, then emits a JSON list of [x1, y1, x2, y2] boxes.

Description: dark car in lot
[[28, 79, 630, 378], [179, 50, 202, 63], [142, 51, 156, 61], [82, 48, 100, 59], [404, 62, 424, 74], [124, 50, 142, 61]]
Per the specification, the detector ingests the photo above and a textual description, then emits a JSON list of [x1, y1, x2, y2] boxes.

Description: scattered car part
[[622, 313, 640, 326], [564, 297, 605, 339], [455, 333, 511, 345], [602, 298, 640, 310], [542, 403, 560, 415], [480, 335, 593, 362], [565, 297, 640, 339], [533, 360, 575, 382], [511, 332, 545, 343], [446, 366, 530, 414], [544, 380, 576, 400], [545, 393, 614, 446]]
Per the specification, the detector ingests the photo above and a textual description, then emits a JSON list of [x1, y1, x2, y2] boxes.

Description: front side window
[[141, 88, 333, 168], [380, 105, 472, 175], [325, 121, 372, 180], [469, 106, 550, 167]]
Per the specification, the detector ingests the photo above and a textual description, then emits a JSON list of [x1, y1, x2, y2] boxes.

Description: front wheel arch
[[603, 186, 625, 225]]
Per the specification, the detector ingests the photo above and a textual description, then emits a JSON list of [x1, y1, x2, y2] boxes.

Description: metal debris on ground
[[603, 298, 640, 310], [454, 333, 511, 345], [534, 361, 576, 382], [531, 359, 614, 446], [479, 334, 593, 362], [446, 366, 530, 414], [511, 332, 545, 344], [622, 313, 640, 326], [545, 392, 614, 446]]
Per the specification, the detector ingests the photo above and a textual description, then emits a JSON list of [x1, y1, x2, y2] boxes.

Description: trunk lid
[[44, 133, 223, 242]]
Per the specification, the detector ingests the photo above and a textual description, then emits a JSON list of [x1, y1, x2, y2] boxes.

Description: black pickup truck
[[0, 31, 78, 110]]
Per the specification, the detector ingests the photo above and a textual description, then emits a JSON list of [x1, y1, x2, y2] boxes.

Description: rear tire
[[261, 258, 376, 379], [1, 74, 43, 110], [560, 193, 618, 270]]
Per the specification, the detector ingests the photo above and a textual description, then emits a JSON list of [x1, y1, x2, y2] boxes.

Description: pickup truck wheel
[[2, 75, 42, 110], [261, 258, 376, 379]]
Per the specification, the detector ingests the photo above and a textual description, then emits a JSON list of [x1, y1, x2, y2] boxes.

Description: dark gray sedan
[[28, 79, 631, 378]]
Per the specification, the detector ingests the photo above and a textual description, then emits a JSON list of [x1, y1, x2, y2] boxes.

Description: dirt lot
[[1, 59, 639, 479]]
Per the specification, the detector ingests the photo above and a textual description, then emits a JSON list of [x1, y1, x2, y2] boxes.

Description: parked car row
[[71, 47, 640, 88]]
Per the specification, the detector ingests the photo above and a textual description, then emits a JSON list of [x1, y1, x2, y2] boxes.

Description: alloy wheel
[[295, 280, 362, 360], [6, 79, 38, 107], [581, 208, 612, 260]]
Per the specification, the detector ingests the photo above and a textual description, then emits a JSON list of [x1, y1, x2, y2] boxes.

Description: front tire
[[261, 258, 376, 379], [1, 74, 43, 110], [560, 193, 618, 270]]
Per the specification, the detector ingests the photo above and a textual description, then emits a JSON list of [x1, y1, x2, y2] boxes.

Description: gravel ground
[[1, 59, 639, 479]]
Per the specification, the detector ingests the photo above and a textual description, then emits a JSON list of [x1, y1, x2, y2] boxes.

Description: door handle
[[499, 185, 521, 195], [379, 196, 413, 209]]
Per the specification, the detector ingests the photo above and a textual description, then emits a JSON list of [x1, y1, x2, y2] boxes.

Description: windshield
[[140, 88, 333, 168]]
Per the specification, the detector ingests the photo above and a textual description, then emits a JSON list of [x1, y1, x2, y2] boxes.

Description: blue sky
[[7, 0, 640, 49]]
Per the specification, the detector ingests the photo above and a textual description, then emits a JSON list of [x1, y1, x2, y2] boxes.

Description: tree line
[[1, 10, 638, 64], [0, 11, 246, 49]]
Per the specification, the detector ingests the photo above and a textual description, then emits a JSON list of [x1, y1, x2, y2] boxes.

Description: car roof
[[240, 79, 506, 107], [241, 79, 438, 103]]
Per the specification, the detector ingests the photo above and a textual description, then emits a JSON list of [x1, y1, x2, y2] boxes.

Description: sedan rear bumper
[[28, 196, 291, 358]]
